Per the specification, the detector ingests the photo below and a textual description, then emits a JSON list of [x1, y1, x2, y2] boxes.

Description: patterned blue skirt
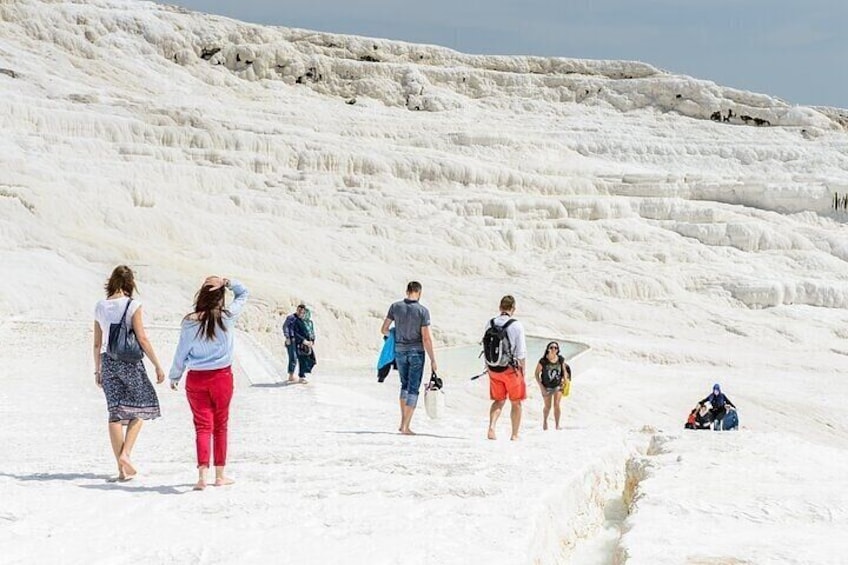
[[100, 353, 161, 424]]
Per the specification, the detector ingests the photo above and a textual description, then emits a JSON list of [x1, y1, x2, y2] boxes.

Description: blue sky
[[169, 0, 847, 108]]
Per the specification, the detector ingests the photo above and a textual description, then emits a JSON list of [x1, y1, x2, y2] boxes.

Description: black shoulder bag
[[106, 299, 144, 362]]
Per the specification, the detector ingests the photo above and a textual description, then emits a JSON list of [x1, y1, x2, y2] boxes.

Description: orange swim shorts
[[488, 366, 526, 401]]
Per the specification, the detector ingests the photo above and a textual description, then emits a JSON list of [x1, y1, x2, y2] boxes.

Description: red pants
[[185, 366, 234, 468]]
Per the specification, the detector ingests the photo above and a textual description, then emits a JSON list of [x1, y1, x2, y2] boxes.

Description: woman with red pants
[[169, 276, 249, 491]]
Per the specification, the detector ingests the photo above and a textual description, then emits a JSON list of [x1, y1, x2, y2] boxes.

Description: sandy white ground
[[2, 1, 848, 563], [0, 322, 634, 564], [2, 320, 847, 564]]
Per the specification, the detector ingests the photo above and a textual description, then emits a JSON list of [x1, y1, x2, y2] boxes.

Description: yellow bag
[[562, 378, 571, 398]]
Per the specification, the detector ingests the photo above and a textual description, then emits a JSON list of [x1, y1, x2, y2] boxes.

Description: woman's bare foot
[[510, 434, 519, 441], [487, 428, 496, 440], [106, 465, 128, 483], [214, 477, 235, 487], [118, 455, 137, 478], [543, 421, 549, 431], [193, 480, 207, 491], [400, 429, 416, 436]]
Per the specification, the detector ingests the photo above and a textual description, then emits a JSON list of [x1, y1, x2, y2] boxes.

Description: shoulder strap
[[501, 318, 516, 330], [120, 298, 133, 323]]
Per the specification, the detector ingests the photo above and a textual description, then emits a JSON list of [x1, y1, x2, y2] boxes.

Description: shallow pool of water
[[437, 336, 589, 380]]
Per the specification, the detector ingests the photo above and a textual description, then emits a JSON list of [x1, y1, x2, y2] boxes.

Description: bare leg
[[194, 466, 208, 490], [214, 466, 234, 487], [553, 392, 563, 429], [108, 422, 125, 478], [542, 394, 552, 430], [488, 400, 505, 439], [118, 419, 143, 478], [400, 404, 416, 435], [509, 400, 522, 441], [398, 397, 405, 432]]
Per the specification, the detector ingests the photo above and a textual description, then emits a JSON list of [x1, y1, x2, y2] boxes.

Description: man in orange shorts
[[482, 295, 527, 440]]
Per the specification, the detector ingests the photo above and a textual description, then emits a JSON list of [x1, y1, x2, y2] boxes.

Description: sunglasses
[[547, 345, 559, 351]]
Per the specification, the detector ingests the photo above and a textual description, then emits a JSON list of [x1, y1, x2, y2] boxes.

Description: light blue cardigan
[[168, 280, 249, 383]]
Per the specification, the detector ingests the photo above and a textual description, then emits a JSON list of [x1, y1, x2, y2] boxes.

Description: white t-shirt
[[95, 297, 142, 354]]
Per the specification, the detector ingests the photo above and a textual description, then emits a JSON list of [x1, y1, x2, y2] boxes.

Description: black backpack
[[482, 318, 516, 367], [106, 299, 144, 363]]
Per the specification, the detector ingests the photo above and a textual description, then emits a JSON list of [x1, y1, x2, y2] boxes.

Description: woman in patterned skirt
[[93, 265, 165, 481]]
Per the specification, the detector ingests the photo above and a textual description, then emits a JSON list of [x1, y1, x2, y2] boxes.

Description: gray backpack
[[481, 318, 516, 367]]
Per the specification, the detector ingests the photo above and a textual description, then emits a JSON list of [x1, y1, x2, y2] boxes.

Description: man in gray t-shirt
[[388, 300, 429, 352], [381, 281, 438, 435]]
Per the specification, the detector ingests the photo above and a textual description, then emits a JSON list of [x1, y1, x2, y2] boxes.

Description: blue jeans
[[286, 341, 298, 374], [396, 349, 425, 408]]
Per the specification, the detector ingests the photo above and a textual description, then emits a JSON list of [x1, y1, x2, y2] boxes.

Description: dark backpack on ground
[[482, 318, 516, 368], [107, 299, 144, 362]]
